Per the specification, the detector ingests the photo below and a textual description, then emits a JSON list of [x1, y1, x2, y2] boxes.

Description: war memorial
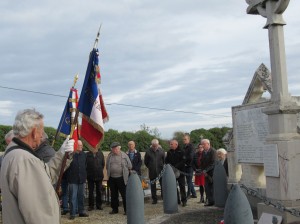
[[224, 0, 300, 223]]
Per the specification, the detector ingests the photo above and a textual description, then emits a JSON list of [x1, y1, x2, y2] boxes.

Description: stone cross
[[246, 0, 290, 103]]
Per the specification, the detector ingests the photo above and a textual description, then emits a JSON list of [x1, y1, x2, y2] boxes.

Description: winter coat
[[0, 140, 68, 224], [35, 140, 56, 162], [200, 148, 216, 177], [183, 143, 195, 167], [106, 151, 132, 185], [126, 149, 142, 175], [144, 147, 165, 179], [86, 151, 105, 181], [67, 151, 87, 184], [165, 147, 186, 172]]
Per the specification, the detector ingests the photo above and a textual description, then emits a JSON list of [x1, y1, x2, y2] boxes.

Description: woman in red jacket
[[193, 143, 206, 203]]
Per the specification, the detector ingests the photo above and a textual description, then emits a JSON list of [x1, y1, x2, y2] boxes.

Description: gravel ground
[[0, 195, 224, 224], [60, 196, 224, 224]]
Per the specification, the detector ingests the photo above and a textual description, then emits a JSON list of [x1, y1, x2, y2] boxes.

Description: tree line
[[0, 124, 231, 152]]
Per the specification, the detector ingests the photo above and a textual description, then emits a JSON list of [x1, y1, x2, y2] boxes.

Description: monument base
[[257, 202, 300, 224]]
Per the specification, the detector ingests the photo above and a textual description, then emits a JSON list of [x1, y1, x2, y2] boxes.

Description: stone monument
[[244, 1, 300, 223]]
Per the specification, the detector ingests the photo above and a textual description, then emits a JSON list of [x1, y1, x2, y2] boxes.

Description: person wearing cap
[[0, 108, 74, 224], [216, 148, 228, 176], [106, 142, 132, 215]]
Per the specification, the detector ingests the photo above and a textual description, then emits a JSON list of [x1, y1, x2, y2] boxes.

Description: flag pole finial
[[93, 24, 102, 49], [73, 73, 79, 88]]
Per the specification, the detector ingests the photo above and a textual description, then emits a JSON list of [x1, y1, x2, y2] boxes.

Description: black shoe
[[182, 201, 187, 207], [69, 216, 75, 220], [200, 197, 205, 203], [79, 213, 89, 217], [152, 200, 157, 204], [88, 207, 94, 211], [109, 210, 118, 214], [204, 202, 214, 207], [61, 210, 69, 215], [96, 206, 103, 210], [191, 195, 197, 198]]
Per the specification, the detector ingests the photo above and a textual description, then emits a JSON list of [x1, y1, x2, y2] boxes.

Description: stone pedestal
[[227, 151, 242, 184], [258, 203, 300, 224]]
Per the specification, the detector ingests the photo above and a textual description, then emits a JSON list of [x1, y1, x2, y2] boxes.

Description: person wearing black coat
[[144, 139, 165, 204], [67, 141, 88, 220], [183, 134, 197, 198], [126, 141, 142, 175], [86, 148, 105, 211], [165, 139, 187, 207], [200, 139, 216, 207]]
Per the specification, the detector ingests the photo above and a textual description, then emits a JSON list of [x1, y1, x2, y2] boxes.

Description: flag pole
[[55, 74, 79, 196], [93, 24, 102, 49], [51, 74, 79, 147]]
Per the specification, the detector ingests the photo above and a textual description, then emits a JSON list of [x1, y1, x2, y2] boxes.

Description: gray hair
[[217, 148, 227, 155], [13, 109, 44, 138], [151, 139, 159, 145], [201, 139, 210, 145], [5, 130, 14, 141]]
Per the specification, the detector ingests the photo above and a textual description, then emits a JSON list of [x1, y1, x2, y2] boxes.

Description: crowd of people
[[0, 108, 229, 223]]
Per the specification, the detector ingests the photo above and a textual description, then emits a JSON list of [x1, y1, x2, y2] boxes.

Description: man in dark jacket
[[67, 140, 89, 220], [126, 141, 142, 175], [35, 132, 56, 162], [165, 139, 187, 207], [183, 134, 197, 199], [144, 139, 165, 204], [86, 147, 105, 211], [200, 138, 216, 206]]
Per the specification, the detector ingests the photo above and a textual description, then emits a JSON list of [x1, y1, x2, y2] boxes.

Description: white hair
[[151, 139, 159, 145], [217, 148, 227, 155], [201, 139, 210, 145], [13, 109, 44, 138]]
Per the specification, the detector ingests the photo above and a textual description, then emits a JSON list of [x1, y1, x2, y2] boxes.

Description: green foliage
[[0, 125, 13, 151], [0, 124, 231, 153]]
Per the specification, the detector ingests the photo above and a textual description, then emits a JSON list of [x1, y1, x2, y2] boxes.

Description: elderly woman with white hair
[[216, 148, 228, 176]]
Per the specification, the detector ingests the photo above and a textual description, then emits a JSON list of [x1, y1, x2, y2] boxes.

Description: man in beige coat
[[0, 108, 74, 224]]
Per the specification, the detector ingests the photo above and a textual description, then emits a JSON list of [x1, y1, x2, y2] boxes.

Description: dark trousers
[[204, 175, 214, 204], [150, 177, 162, 201], [176, 174, 187, 203], [185, 166, 196, 196], [87, 179, 103, 208], [61, 178, 69, 212], [108, 177, 126, 212]]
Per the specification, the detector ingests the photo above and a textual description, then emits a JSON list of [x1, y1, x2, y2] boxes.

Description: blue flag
[[77, 49, 99, 116], [57, 87, 78, 138], [77, 48, 106, 149]]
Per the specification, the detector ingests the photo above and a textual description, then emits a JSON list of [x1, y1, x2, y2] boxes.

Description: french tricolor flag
[[77, 49, 108, 150]]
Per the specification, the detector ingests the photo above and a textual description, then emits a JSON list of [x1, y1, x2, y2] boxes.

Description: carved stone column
[[246, 1, 300, 223]]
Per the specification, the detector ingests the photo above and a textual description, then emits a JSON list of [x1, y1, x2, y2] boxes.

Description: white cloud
[[0, 101, 14, 116], [0, 0, 300, 139]]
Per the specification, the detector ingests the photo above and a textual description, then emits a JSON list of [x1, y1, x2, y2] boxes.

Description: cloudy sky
[[1, 0, 300, 139]]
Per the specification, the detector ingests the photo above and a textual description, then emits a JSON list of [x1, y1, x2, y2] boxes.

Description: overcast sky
[[1, 0, 300, 139]]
